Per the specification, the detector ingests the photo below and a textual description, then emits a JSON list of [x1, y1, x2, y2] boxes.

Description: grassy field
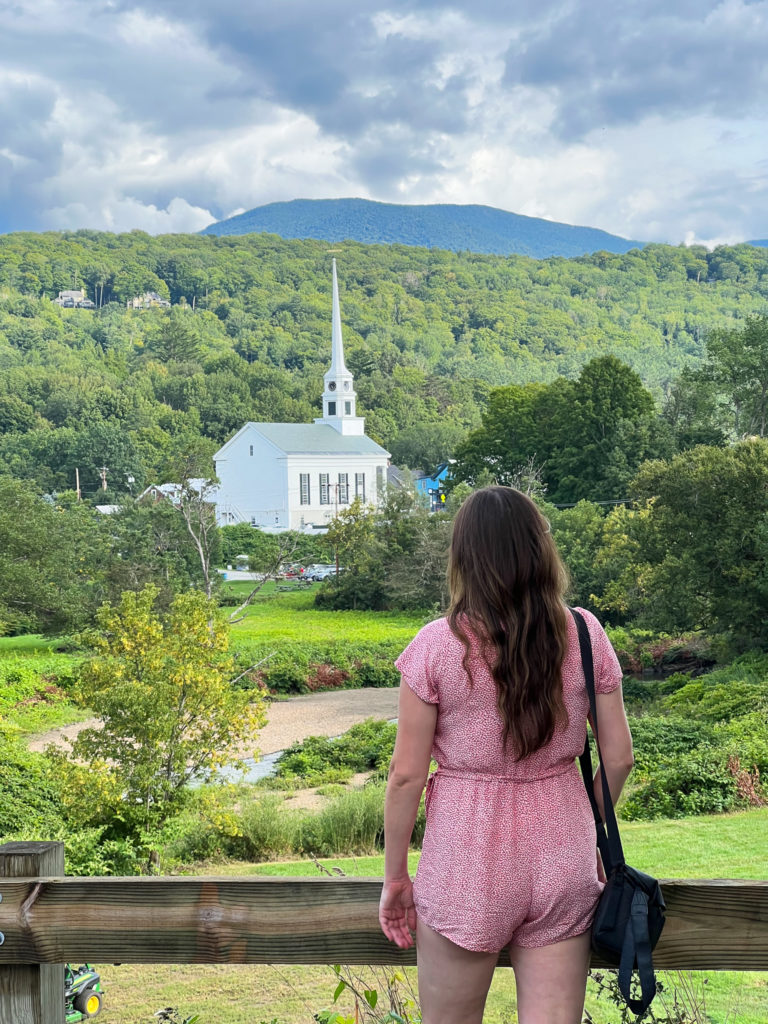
[[225, 583, 426, 648], [0, 638, 84, 734], [0, 634, 70, 653], [98, 809, 768, 1024]]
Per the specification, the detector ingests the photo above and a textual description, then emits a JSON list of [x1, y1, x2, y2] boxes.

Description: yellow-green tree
[[56, 586, 266, 837]]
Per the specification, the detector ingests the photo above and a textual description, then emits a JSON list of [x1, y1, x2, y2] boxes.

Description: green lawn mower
[[65, 964, 104, 1020]]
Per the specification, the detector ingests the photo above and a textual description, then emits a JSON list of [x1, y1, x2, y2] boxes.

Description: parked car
[[279, 563, 306, 577], [314, 566, 344, 581], [304, 563, 336, 580]]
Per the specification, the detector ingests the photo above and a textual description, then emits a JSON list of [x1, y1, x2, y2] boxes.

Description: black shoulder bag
[[571, 608, 666, 1017]]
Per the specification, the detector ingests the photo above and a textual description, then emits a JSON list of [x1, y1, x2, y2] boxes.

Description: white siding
[[214, 427, 288, 528], [214, 425, 389, 531], [284, 455, 388, 530]]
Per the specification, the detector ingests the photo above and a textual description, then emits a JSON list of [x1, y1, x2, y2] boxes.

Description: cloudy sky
[[2, 0, 768, 244]]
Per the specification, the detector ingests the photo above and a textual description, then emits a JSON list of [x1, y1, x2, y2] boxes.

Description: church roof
[[216, 422, 389, 458]]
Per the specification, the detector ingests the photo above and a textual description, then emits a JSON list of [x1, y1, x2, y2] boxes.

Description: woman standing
[[379, 486, 634, 1024]]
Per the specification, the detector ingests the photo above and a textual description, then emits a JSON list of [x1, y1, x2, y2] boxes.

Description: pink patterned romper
[[394, 607, 623, 952]]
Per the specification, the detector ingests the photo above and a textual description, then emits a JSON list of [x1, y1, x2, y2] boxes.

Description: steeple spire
[[330, 258, 349, 375], [314, 257, 365, 436]]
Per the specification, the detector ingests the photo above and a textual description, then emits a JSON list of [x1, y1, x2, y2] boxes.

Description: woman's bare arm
[[588, 685, 634, 819], [384, 681, 437, 881]]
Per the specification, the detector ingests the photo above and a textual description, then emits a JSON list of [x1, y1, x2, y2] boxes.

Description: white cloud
[[48, 196, 215, 233], [2, 0, 768, 241]]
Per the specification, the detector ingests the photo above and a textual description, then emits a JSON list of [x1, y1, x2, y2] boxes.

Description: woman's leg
[[508, 931, 591, 1024], [416, 917, 499, 1024]]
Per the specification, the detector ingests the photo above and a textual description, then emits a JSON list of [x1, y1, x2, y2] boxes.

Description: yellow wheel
[[74, 988, 103, 1017]]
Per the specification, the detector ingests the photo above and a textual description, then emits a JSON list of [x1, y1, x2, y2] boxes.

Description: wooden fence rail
[[1, 842, 768, 1022]]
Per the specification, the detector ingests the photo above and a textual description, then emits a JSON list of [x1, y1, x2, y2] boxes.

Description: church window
[[249, 445, 253, 456], [355, 473, 366, 502], [338, 473, 349, 504], [300, 473, 311, 505], [319, 473, 330, 504], [250, 516, 257, 526], [327, 401, 336, 416], [344, 401, 352, 415], [376, 466, 385, 494]]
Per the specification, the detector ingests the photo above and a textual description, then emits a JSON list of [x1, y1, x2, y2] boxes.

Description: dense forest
[[2, 230, 768, 499]]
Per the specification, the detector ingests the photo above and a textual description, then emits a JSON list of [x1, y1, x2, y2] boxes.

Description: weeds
[[587, 969, 742, 1023]]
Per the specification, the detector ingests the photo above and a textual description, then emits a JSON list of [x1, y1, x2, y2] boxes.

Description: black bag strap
[[618, 889, 658, 1015], [569, 608, 625, 872]]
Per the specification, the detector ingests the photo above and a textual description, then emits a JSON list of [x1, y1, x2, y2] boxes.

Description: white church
[[213, 260, 390, 532]]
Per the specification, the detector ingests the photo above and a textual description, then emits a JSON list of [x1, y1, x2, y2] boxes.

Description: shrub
[[716, 711, 768, 777], [621, 750, 738, 820], [629, 717, 715, 773], [663, 678, 768, 723], [0, 732, 64, 835], [294, 783, 387, 857], [352, 661, 400, 688], [293, 781, 426, 858], [157, 812, 227, 865], [262, 663, 309, 694], [229, 795, 300, 861], [62, 828, 143, 876], [275, 720, 397, 786], [621, 672, 692, 710], [306, 663, 350, 691]]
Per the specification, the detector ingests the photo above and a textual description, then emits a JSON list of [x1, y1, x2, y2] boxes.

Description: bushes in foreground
[[158, 782, 426, 866], [621, 657, 768, 820]]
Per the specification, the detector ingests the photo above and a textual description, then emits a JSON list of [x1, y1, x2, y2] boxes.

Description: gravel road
[[27, 687, 401, 756]]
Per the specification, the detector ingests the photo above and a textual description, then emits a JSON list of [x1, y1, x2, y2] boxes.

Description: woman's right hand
[[379, 877, 418, 949]]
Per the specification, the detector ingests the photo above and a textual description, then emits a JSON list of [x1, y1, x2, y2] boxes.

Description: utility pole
[[99, 466, 108, 492], [75, 468, 81, 502]]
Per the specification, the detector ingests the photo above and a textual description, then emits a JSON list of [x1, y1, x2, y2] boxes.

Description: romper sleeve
[[394, 624, 439, 704], [577, 608, 623, 694]]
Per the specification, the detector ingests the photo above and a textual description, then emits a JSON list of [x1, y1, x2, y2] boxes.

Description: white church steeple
[[315, 258, 365, 436]]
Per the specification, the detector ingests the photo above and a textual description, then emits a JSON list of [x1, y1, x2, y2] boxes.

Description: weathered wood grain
[[0, 843, 65, 1024], [0, 876, 766, 970]]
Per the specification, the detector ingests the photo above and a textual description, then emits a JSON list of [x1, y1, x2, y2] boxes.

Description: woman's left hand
[[379, 877, 417, 949]]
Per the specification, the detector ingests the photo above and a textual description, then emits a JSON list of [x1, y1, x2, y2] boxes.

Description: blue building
[[414, 461, 453, 510]]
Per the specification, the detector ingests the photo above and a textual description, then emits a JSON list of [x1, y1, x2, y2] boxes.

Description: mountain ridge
[[200, 197, 646, 259]]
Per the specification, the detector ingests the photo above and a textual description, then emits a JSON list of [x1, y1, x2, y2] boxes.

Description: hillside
[[200, 198, 644, 258], [1, 230, 768, 493]]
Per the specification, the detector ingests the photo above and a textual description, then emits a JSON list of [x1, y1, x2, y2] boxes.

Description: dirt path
[[27, 687, 400, 756]]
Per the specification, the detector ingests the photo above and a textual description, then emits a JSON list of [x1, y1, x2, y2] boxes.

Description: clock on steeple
[[314, 258, 365, 437]]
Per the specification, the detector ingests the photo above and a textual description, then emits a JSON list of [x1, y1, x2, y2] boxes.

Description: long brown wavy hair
[[447, 486, 570, 759]]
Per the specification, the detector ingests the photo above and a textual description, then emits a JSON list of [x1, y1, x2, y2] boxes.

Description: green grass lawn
[[227, 585, 427, 653], [99, 809, 768, 1024], [0, 644, 86, 735], [0, 634, 70, 654]]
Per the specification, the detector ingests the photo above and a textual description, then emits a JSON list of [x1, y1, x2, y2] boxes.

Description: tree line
[[2, 231, 768, 498]]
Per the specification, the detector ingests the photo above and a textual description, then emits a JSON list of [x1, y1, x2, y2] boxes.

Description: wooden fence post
[[0, 842, 65, 1024]]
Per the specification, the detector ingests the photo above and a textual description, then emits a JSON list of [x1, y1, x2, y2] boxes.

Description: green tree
[[546, 499, 606, 610], [452, 358, 669, 503], [56, 587, 266, 843], [663, 366, 730, 449], [146, 308, 201, 363], [317, 498, 386, 610], [597, 440, 768, 643], [0, 479, 105, 635], [706, 314, 768, 437], [548, 356, 670, 503]]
